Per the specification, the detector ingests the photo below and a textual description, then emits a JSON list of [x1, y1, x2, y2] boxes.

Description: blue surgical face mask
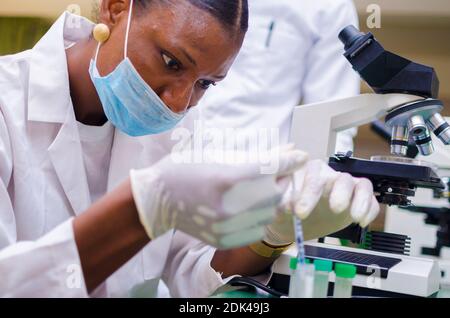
[[89, 1, 186, 137]]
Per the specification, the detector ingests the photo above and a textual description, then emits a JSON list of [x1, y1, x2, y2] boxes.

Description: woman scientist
[[0, 0, 379, 297]]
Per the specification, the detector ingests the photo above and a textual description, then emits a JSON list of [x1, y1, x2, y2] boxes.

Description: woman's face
[[97, 0, 243, 114]]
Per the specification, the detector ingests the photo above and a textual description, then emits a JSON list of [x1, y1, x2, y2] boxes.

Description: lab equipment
[[333, 263, 356, 298], [363, 231, 411, 256], [289, 190, 315, 299], [290, 26, 446, 161], [326, 223, 412, 256], [400, 205, 450, 257], [313, 259, 333, 298], [290, 25, 447, 206], [385, 121, 450, 285], [328, 152, 444, 207], [271, 242, 440, 297], [294, 216, 306, 265], [292, 174, 307, 265], [288, 261, 315, 298], [371, 120, 419, 158], [340, 25, 444, 158], [283, 25, 445, 297], [288, 257, 297, 297]]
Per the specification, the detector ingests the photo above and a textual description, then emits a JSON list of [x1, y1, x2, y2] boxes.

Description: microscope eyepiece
[[338, 25, 365, 49], [339, 25, 439, 99]]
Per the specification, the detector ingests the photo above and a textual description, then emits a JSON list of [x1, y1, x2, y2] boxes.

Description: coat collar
[[27, 12, 95, 124]]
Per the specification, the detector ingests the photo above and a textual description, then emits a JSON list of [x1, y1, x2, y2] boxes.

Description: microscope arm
[[289, 93, 423, 160]]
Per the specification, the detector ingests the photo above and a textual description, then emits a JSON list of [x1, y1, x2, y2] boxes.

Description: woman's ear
[[98, 0, 130, 27]]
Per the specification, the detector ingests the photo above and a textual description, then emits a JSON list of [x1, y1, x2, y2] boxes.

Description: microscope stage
[[329, 155, 444, 206]]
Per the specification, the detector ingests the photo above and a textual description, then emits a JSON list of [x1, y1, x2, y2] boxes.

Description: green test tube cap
[[290, 258, 312, 270], [334, 263, 357, 278], [289, 257, 297, 270], [314, 259, 333, 272]]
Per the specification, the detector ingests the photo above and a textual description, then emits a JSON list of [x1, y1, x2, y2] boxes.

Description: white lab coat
[[0, 12, 227, 298], [199, 0, 360, 151]]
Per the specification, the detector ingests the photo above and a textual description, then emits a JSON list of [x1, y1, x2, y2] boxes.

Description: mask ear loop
[[93, 0, 133, 65], [124, 0, 134, 60], [94, 42, 101, 64]]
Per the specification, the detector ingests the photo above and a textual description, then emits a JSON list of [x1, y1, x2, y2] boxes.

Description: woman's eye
[[198, 80, 217, 90], [162, 53, 181, 71]]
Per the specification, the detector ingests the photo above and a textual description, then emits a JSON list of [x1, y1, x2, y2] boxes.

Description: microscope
[[270, 26, 448, 297], [290, 25, 446, 206]]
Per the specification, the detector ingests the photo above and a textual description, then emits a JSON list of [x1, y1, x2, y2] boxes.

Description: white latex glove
[[264, 159, 380, 246], [130, 148, 308, 249], [292, 159, 380, 226]]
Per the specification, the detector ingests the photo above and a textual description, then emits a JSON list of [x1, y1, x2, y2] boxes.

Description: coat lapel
[[25, 12, 94, 215], [48, 108, 91, 215]]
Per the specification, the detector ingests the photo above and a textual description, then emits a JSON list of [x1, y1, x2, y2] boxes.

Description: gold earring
[[93, 23, 110, 43]]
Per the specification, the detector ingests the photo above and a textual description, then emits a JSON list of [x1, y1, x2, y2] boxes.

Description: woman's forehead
[[136, 2, 241, 72]]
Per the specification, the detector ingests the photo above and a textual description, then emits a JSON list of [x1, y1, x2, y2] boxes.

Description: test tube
[[333, 263, 356, 298], [289, 261, 315, 298], [313, 259, 333, 298], [288, 257, 297, 297]]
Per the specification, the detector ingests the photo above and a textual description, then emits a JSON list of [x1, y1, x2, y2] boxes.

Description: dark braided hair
[[135, 0, 249, 36]]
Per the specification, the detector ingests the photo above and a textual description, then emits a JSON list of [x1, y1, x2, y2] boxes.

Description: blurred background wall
[[0, 0, 97, 54], [0, 0, 96, 19]]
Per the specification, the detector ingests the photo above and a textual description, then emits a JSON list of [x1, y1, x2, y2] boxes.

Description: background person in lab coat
[[199, 0, 360, 150], [0, 0, 379, 297]]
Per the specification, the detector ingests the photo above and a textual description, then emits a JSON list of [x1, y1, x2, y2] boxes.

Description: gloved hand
[[263, 159, 380, 246], [130, 148, 309, 249]]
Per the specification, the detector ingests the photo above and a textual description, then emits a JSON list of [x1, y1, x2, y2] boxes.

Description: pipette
[[289, 176, 314, 298], [291, 176, 306, 265]]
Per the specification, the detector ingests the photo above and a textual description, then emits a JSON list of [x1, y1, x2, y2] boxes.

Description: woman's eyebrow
[[180, 48, 197, 66], [175, 47, 226, 80]]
